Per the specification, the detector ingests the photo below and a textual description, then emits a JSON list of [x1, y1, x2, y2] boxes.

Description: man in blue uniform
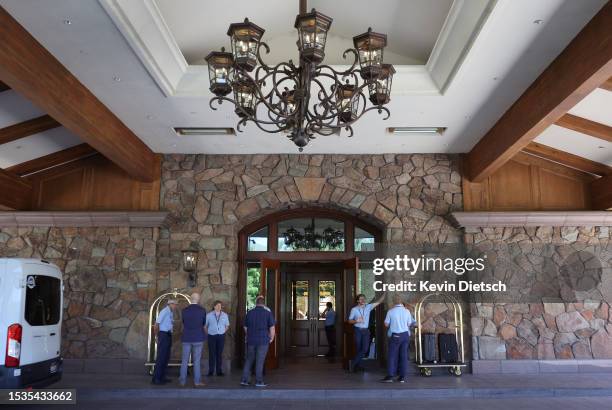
[[241, 296, 275, 387], [179, 293, 207, 387], [151, 299, 178, 385], [348, 293, 385, 372], [381, 294, 416, 383]]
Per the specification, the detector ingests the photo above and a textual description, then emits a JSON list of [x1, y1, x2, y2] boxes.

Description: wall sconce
[[182, 249, 199, 286]]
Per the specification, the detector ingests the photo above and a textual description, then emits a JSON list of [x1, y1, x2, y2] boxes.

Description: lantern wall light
[[206, 0, 394, 151], [182, 249, 199, 286]]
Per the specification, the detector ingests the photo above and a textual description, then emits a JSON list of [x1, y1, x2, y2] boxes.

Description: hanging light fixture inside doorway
[[205, 0, 394, 151]]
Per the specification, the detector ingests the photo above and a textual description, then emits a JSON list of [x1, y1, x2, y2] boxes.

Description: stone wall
[[0, 227, 157, 358], [2, 154, 608, 365], [160, 153, 463, 362], [466, 226, 612, 360]]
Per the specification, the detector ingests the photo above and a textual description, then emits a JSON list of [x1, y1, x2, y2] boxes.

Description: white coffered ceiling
[[156, 0, 453, 65], [0, 0, 609, 167]]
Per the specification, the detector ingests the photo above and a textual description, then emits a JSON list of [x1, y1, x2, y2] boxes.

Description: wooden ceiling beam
[[555, 113, 612, 143], [0, 81, 9, 92], [591, 174, 612, 210], [466, 3, 612, 182], [0, 7, 157, 182], [522, 142, 612, 177], [0, 115, 61, 145], [8, 143, 97, 177], [600, 76, 612, 92], [0, 168, 31, 210]]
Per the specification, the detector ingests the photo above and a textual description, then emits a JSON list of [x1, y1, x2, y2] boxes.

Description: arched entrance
[[237, 207, 384, 369]]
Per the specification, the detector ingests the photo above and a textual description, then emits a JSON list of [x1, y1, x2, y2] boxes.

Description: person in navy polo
[[179, 293, 207, 387], [240, 295, 275, 387], [151, 299, 178, 385], [380, 293, 416, 383], [348, 292, 385, 372]]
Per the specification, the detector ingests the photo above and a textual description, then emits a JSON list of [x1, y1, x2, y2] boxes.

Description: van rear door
[[19, 265, 62, 368]]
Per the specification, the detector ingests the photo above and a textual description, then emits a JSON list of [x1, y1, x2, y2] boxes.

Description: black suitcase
[[438, 333, 458, 363], [421, 333, 437, 363]]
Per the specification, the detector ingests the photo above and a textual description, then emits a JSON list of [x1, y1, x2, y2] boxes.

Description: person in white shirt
[[347, 293, 385, 372], [205, 300, 230, 376]]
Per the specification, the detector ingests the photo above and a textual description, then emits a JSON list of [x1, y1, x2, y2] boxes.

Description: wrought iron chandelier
[[282, 219, 344, 250], [205, 0, 394, 151]]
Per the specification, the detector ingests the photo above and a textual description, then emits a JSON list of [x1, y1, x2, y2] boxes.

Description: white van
[[0, 259, 63, 388]]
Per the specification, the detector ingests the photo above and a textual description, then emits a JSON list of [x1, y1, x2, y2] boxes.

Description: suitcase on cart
[[439, 333, 458, 363], [421, 333, 437, 362]]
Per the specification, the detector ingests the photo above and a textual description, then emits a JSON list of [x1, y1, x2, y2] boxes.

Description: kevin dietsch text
[[373, 279, 507, 293], [371, 254, 506, 293]]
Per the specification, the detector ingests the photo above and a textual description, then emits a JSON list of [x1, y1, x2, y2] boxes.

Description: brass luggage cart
[[145, 289, 191, 375], [414, 292, 466, 377]]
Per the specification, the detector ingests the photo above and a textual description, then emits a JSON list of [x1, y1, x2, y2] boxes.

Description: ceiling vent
[[174, 127, 235, 136], [387, 127, 446, 135]]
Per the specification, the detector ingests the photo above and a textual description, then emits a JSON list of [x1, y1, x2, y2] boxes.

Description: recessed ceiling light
[[146, 114, 155, 120], [113, 76, 121, 82], [533, 19, 544, 25], [15, 145, 22, 150], [63, 19, 72, 25], [387, 127, 446, 135], [174, 127, 235, 136]]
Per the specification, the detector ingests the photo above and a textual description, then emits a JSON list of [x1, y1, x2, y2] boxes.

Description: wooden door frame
[[236, 207, 383, 367]]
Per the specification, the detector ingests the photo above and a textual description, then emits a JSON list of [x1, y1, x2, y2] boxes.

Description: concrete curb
[[75, 387, 612, 400]]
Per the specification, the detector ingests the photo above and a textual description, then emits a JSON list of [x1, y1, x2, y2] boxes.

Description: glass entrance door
[[286, 272, 341, 357]]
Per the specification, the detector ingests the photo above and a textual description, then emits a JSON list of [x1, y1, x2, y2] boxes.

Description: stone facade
[[1, 154, 610, 365], [0, 227, 157, 358], [159, 154, 463, 362], [466, 226, 612, 360]]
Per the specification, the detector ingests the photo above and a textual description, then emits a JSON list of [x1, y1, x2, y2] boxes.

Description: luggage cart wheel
[[148, 366, 154, 376], [420, 367, 432, 377], [452, 366, 462, 377]]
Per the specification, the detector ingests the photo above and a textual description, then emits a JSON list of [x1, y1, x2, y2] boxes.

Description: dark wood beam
[[8, 143, 97, 177], [555, 113, 612, 143], [591, 174, 612, 210], [0, 168, 31, 209], [600, 76, 612, 92], [0, 115, 61, 145], [466, 3, 612, 182], [0, 7, 157, 182], [0, 81, 9, 92], [522, 142, 612, 177]]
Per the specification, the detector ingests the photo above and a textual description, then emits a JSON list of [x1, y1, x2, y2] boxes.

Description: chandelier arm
[[345, 105, 391, 125], [209, 96, 285, 128], [314, 50, 360, 80], [255, 62, 297, 88], [255, 41, 272, 71]]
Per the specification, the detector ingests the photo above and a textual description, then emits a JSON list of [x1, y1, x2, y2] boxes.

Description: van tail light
[[5, 324, 22, 367]]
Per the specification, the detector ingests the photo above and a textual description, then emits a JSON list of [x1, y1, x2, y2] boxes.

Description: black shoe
[[151, 379, 166, 385], [206, 372, 214, 377], [217, 372, 225, 377], [396, 377, 406, 383], [355, 365, 366, 372], [380, 376, 394, 383], [162, 378, 172, 383]]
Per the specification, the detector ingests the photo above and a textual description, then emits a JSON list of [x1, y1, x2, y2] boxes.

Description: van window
[[25, 275, 61, 326]]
